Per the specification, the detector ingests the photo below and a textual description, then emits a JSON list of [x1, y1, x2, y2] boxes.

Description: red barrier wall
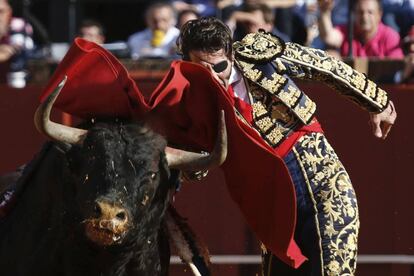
[[0, 82, 413, 276], [0, 85, 48, 173]]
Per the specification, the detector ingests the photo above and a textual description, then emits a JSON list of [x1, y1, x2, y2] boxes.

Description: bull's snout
[[93, 200, 129, 231], [84, 200, 130, 246]]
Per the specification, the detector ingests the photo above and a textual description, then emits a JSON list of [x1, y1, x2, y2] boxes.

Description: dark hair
[[177, 9, 200, 28], [176, 17, 233, 60], [145, 1, 176, 21], [79, 19, 105, 36], [243, 3, 274, 24], [354, 0, 383, 11]]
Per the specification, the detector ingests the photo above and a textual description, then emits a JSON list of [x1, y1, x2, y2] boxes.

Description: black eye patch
[[212, 60, 228, 73]]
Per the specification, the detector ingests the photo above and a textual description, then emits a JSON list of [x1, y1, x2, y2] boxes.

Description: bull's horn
[[34, 76, 88, 144], [166, 110, 228, 171]]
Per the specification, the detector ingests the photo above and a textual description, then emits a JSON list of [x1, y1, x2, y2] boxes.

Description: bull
[[0, 77, 227, 276]]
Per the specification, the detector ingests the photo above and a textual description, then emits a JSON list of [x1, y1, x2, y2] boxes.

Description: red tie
[[227, 84, 253, 123]]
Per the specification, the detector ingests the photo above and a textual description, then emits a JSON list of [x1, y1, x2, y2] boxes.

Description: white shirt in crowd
[[127, 27, 179, 59]]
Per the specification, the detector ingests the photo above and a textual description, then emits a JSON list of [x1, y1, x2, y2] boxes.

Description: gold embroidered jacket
[[232, 30, 389, 148]]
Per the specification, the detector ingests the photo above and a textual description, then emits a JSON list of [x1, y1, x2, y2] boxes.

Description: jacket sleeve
[[276, 42, 389, 113]]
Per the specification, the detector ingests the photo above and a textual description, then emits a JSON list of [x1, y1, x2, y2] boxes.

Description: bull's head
[[34, 77, 227, 247]]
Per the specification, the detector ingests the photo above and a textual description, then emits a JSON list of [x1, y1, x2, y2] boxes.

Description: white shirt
[[127, 27, 179, 59], [228, 65, 250, 104]]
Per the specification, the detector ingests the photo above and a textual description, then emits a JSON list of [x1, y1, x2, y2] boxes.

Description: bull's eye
[[94, 203, 102, 216], [151, 172, 157, 180]]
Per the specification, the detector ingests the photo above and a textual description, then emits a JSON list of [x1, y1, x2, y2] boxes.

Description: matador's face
[[188, 49, 234, 89]]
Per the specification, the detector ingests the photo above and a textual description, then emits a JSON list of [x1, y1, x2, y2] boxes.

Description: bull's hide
[[0, 120, 175, 276]]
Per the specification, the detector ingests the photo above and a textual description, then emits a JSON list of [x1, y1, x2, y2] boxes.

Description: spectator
[[323, 0, 349, 26], [382, 0, 414, 36], [226, 3, 290, 41], [177, 9, 200, 29], [219, 1, 299, 41], [217, 0, 243, 21], [0, 0, 33, 65], [294, 0, 322, 47], [394, 25, 414, 83], [78, 19, 105, 44], [251, 0, 297, 42], [217, 0, 242, 11], [171, 0, 216, 17], [228, 0, 298, 9], [127, 2, 179, 59], [294, 0, 348, 50], [318, 0, 404, 57]]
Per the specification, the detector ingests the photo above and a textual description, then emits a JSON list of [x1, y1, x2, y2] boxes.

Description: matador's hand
[[369, 101, 397, 140]]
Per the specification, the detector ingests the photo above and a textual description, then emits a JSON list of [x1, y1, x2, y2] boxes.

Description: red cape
[[41, 38, 307, 268]]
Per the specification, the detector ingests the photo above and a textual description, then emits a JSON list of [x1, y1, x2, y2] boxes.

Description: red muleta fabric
[[40, 38, 307, 268]]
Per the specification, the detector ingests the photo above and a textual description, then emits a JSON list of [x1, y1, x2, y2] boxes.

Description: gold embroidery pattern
[[237, 56, 316, 126], [234, 30, 285, 62], [271, 104, 296, 123], [250, 84, 301, 147], [274, 58, 287, 72], [252, 102, 285, 145], [312, 72, 377, 112], [294, 133, 359, 276], [363, 80, 389, 108], [237, 60, 262, 81], [278, 85, 301, 107], [255, 116, 273, 133], [255, 70, 315, 124], [260, 73, 286, 94], [252, 102, 268, 117], [266, 127, 285, 145], [282, 42, 389, 112], [293, 98, 316, 124], [376, 87, 388, 107], [365, 80, 377, 98], [239, 60, 315, 124]]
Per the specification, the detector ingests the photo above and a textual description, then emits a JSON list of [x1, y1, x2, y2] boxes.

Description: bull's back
[[0, 144, 74, 275]]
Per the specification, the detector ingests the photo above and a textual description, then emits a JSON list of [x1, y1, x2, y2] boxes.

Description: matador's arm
[[277, 42, 388, 113], [277, 42, 397, 139], [233, 31, 396, 139]]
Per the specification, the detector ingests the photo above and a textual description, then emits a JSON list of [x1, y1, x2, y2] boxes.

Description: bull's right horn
[[166, 110, 228, 171], [34, 76, 88, 145]]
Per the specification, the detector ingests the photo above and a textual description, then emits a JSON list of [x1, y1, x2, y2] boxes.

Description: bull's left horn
[[34, 76, 88, 144], [166, 110, 228, 171]]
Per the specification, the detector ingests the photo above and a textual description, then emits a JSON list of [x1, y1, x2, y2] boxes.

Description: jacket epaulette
[[233, 30, 285, 63]]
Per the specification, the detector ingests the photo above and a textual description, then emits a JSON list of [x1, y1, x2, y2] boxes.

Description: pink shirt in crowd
[[337, 23, 404, 58]]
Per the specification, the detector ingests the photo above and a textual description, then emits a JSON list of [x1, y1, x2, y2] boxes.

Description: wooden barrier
[[0, 64, 413, 275]]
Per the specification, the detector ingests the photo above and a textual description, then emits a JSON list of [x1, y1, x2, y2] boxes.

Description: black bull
[[0, 78, 227, 276], [0, 122, 175, 275]]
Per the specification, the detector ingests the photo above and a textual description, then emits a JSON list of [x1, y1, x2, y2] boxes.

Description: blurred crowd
[[1, 0, 414, 86]]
